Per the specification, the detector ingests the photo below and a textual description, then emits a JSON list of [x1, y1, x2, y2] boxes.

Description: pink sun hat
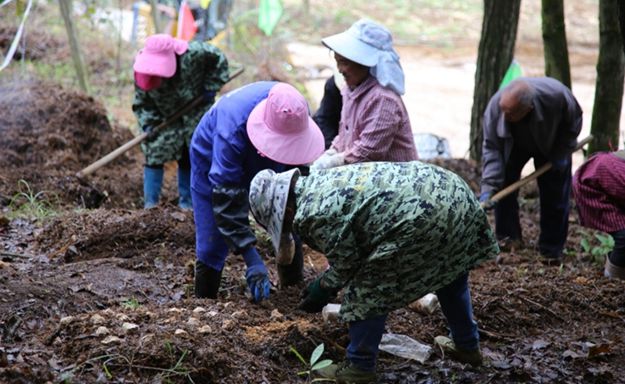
[[133, 34, 189, 78], [247, 83, 324, 165]]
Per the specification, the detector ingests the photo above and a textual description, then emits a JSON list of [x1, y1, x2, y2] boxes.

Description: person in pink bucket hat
[[132, 34, 229, 209], [189, 81, 324, 301]]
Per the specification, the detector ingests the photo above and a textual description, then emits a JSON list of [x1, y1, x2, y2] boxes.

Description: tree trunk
[[147, 0, 161, 33], [470, 0, 521, 161], [541, 0, 571, 88], [58, 0, 90, 94], [589, 0, 624, 154]]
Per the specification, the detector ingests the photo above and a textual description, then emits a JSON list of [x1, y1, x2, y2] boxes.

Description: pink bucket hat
[[247, 83, 324, 165], [133, 34, 189, 78]]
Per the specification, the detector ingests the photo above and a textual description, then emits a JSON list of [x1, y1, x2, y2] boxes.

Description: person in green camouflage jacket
[[249, 162, 499, 383], [133, 34, 229, 209]]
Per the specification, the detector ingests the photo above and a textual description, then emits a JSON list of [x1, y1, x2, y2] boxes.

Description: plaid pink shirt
[[573, 152, 625, 233], [330, 76, 418, 163]]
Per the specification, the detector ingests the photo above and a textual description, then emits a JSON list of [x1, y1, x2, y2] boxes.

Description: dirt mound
[[0, 79, 141, 209], [0, 26, 65, 62], [35, 207, 195, 264]]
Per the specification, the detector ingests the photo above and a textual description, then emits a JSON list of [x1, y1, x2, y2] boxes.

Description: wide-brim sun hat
[[322, 19, 388, 67], [247, 83, 324, 165], [133, 34, 189, 78], [249, 168, 301, 257]]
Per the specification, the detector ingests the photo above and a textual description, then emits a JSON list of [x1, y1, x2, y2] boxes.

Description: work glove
[[242, 247, 270, 303], [203, 90, 216, 105], [142, 125, 158, 141], [298, 276, 335, 313], [550, 157, 569, 172], [310, 149, 345, 171], [479, 191, 496, 211]]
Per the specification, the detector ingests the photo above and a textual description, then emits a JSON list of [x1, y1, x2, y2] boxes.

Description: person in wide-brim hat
[[310, 18, 418, 173], [189, 81, 324, 303]]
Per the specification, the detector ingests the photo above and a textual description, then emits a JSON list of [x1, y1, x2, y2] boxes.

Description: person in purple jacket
[[480, 77, 583, 264], [190, 81, 324, 300]]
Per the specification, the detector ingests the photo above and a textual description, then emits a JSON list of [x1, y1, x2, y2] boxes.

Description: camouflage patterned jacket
[[133, 41, 229, 166], [293, 162, 499, 322]]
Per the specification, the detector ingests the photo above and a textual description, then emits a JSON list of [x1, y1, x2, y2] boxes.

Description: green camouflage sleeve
[[318, 224, 363, 291], [132, 87, 164, 129]]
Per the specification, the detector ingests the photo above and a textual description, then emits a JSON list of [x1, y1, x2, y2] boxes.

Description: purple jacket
[[481, 77, 582, 195]]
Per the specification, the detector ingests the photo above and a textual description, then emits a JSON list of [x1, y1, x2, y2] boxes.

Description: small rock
[[187, 317, 200, 327], [269, 309, 283, 321], [206, 310, 219, 317], [170, 212, 186, 222], [101, 336, 122, 345], [94, 326, 109, 336], [192, 307, 206, 314], [90, 314, 105, 325], [198, 325, 212, 334], [168, 308, 183, 314], [116, 313, 129, 321], [122, 322, 139, 333], [231, 310, 247, 319], [60, 316, 74, 326], [174, 329, 188, 337]]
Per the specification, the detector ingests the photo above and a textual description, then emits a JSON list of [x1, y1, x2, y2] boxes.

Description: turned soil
[[1, 1, 625, 383]]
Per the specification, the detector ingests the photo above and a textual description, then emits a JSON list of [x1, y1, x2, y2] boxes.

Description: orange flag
[[177, 1, 198, 41]]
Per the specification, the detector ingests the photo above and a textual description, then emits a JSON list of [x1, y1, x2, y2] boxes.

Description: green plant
[[7, 180, 56, 220], [580, 231, 614, 265], [121, 297, 141, 310], [290, 343, 334, 382]]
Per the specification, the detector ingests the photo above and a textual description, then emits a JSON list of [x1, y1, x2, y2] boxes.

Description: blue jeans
[[495, 148, 571, 258], [346, 273, 478, 371]]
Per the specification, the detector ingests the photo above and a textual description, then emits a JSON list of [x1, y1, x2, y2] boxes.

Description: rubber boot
[[277, 234, 304, 286], [194, 261, 223, 298], [178, 167, 192, 209], [144, 166, 164, 209], [604, 256, 625, 280]]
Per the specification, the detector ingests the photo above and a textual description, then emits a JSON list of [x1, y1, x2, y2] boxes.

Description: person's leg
[[317, 315, 385, 383], [178, 145, 192, 209], [605, 229, 625, 279], [192, 186, 229, 298], [494, 149, 531, 243], [346, 314, 387, 372], [435, 273, 479, 352], [144, 165, 164, 209], [535, 155, 571, 260], [277, 232, 304, 286]]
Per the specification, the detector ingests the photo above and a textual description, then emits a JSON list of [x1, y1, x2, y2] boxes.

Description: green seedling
[[580, 231, 614, 265], [290, 343, 334, 382], [121, 297, 141, 310], [7, 179, 56, 220]]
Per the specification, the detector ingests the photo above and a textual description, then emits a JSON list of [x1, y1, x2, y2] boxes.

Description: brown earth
[[1, 92, 623, 382], [1, 2, 624, 383]]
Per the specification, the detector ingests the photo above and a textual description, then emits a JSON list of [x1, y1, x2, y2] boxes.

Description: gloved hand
[[550, 157, 569, 172], [298, 276, 335, 313], [242, 247, 270, 302], [310, 149, 345, 171], [479, 191, 496, 211], [245, 263, 270, 303], [142, 125, 157, 141], [203, 90, 216, 105]]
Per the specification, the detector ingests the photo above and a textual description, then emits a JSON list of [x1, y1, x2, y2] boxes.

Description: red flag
[[177, 1, 198, 41]]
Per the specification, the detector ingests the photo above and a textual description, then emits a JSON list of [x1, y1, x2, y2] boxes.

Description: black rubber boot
[[194, 261, 222, 298], [278, 234, 304, 287]]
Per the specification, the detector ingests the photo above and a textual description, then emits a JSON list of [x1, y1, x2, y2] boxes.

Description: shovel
[[480, 134, 593, 209], [75, 67, 244, 178]]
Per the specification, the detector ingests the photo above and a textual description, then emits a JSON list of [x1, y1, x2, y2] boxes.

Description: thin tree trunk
[[58, 0, 90, 94], [589, 0, 624, 154], [147, 0, 161, 33], [469, 0, 521, 161], [542, 0, 571, 88]]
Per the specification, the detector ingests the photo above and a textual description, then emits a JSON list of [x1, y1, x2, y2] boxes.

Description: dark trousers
[[609, 229, 625, 267], [494, 148, 571, 257]]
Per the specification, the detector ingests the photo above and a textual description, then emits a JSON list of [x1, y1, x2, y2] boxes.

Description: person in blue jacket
[[190, 81, 325, 300]]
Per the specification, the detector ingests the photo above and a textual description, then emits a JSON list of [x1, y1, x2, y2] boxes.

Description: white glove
[[310, 149, 345, 171]]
